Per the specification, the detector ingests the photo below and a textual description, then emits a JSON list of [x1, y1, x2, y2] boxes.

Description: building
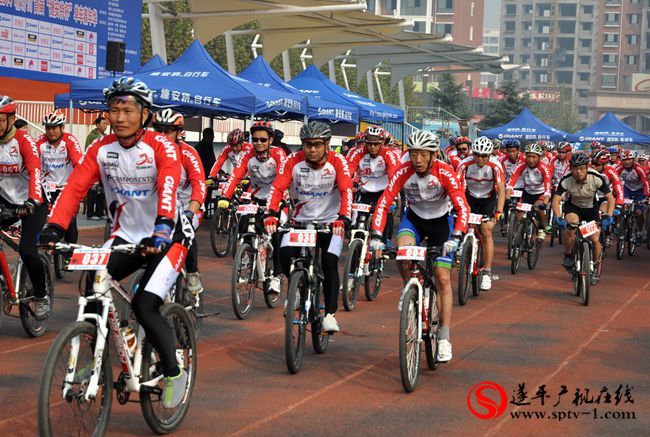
[[481, 28, 501, 86]]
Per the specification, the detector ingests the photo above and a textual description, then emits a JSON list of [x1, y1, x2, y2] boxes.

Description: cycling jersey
[[555, 169, 610, 209], [499, 153, 525, 183], [346, 146, 398, 193], [0, 129, 42, 205], [37, 132, 83, 188], [507, 162, 552, 197], [267, 150, 353, 223], [208, 142, 253, 178], [448, 153, 463, 171], [49, 130, 180, 243], [595, 165, 624, 206], [372, 160, 469, 234], [616, 163, 650, 195], [457, 158, 504, 198], [550, 157, 570, 184], [178, 141, 206, 209], [541, 154, 552, 166], [222, 146, 286, 202]]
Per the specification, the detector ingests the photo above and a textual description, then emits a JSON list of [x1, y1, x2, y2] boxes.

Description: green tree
[[141, 1, 193, 64], [480, 80, 531, 129], [429, 72, 471, 119]]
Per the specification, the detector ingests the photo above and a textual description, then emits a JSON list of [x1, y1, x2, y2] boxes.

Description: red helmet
[[621, 149, 636, 160], [355, 131, 365, 143], [590, 141, 602, 150], [227, 128, 246, 146], [455, 136, 472, 146], [364, 125, 386, 143], [591, 150, 610, 165], [0, 96, 17, 114], [558, 141, 572, 152], [250, 120, 274, 136]]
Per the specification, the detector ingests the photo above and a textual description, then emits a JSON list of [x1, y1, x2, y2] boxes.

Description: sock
[[164, 365, 181, 379], [439, 326, 450, 341]]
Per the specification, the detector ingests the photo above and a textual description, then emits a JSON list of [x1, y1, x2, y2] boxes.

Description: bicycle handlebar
[[44, 242, 138, 254]]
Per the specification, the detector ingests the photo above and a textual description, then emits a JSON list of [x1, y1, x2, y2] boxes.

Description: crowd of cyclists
[[1, 76, 650, 429]]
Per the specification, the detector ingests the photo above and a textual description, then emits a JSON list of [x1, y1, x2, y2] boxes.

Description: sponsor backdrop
[[0, 0, 141, 83]]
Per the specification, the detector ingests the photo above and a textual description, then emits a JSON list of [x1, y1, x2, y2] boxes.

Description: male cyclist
[[152, 109, 207, 296], [218, 121, 287, 295], [264, 121, 352, 333], [38, 77, 191, 408], [208, 128, 252, 179], [457, 137, 505, 291], [37, 110, 83, 251], [0, 95, 48, 319], [550, 142, 572, 186], [616, 150, 650, 236], [370, 130, 469, 362], [449, 136, 471, 170], [506, 142, 552, 240], [552, 153, 615, 283]]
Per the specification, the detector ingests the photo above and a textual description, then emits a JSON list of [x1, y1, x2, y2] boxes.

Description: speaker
[[105, 41, 125, 72]]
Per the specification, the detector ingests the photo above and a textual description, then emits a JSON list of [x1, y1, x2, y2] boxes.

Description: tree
[[429, 72, 471, 119], [480, 80, 531, 129]]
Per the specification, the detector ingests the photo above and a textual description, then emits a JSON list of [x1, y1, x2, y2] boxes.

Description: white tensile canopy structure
[[144, 0, 526, 108]]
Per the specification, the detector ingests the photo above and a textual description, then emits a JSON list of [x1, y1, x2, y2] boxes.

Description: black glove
[[337, 214, 352, 232], [19, 198, 39, 216], [537, 203, 547, 211], [37, 223, 65, 246]]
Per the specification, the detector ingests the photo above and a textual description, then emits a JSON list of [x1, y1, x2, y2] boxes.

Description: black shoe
[[562, 255, 574, 269], [34, 297, 51, 321]]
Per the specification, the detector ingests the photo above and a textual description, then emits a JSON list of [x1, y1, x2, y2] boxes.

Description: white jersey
[[457, 158, 504, 198], [37, 132, 83, 189], [0, 129, 42, 205]]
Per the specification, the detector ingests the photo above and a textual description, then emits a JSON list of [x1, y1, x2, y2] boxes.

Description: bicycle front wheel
[[53, 252, 65, 280], [311, 278, 329, 354], [527, 222, 541, 270], [399, 284, 421, 393], [342, 239, 362, 311], [580, 242, 591, 306], [173, 273, 203, 338], [506, 212, 517, 259], [364, 252, 383, 301], [627, 219, 638, 256], [510, 223, 522, 275], [20, 254, 54, 337], [424, 288, 439, 371], [285, 270, 308, 374], [140, 302, 197, 434], [231, 242, 256, 320], [210, 209, 233, 257], [38, 321, 113, 437], [456, 241, 471, 305]]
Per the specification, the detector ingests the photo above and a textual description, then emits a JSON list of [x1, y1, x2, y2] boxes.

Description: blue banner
[[0, 0, 141, 82]]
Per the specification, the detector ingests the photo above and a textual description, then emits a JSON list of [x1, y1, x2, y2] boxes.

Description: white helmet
[[526, 143, 543, 156], [407, 130, 440, 152], [472, 136, 493, 155]]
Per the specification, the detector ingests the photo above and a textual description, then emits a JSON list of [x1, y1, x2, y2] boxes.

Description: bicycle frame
[[398, 251, 439, 342], [0, 231, 23, 305], [237, 208, 272, 283], [348, 207, 372, 281]]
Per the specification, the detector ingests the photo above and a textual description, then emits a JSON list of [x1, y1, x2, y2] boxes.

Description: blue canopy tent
[[288, 65, 404, 124], [481, 108, 567, 142], [59, 40, 307, 119], [567, 112, 650, 145], [239, 56, 359, 124]]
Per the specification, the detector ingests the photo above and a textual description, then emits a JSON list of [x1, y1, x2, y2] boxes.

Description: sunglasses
[[303, 140, 326, 148], [252, 137, 269, 143], [473, 153, 489, 158], [457, 148, 468, 153]]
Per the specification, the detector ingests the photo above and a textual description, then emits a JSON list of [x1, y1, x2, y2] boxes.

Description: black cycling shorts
[[467, 194, 497, 217], [521, 190, 544, 205], [563, 202, 600, 223]]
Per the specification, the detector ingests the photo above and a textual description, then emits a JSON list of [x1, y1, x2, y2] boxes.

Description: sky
[[483, 0, 502, 29]]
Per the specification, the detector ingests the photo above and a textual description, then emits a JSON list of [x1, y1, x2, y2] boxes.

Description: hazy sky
[[483, 0, 502, 29]]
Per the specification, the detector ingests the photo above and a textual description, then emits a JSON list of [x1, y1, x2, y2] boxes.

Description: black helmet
[[300, 121, 331, 140], [569, 152, 590, 167]]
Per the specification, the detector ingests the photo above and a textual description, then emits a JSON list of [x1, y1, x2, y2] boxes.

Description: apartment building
[[481, 28, 500, 86]]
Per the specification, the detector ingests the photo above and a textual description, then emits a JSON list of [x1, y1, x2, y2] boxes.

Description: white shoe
[[437, 339, 452, 362], [480, 272, 492, 291], [187, 272, 203, 295], [363, 262, 370, 276], [267, 276, 281, 295], [322, 313, 339, 333], [537, 230, 546, 241]]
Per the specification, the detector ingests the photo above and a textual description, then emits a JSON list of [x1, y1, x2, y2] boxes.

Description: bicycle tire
[[53, 252, 65, 280], [456, 241, 471, 305], [580, 242, 590, 306], [507, 212, 517, 260], [38, 321, 113, 437], [285, 269, 307, 374], [231, 242, 256, 320], [616, 219, 625, 260], [19, 254, 53, 338], [364, 252, 383, 301], [140, 303, 197, 434], [424, 287, 439, 371], [342, 239, 362, 311], [471, 242, 484, 297], [311, 277, 329, 354], [527, 222, 541, 270], [210, 209, 232, 257], [399, 284, 420, 393], [627, 219, 637, 256], [549, 209, 556, 247], [174, 273, 203, 338], [510, 222, 522, 275]]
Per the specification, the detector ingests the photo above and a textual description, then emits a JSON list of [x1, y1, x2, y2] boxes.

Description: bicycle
[[456, 213, 490, 306], [391, 243, 444, 393], [38, 242, 197, 436], [0, 216, 54, 337], [43, 181, 69, 279], [231, 202, 282, 319], [505, 190, 522, 260], [510, 201, 544, 274], [283, 223, 331, 374], [548, 197, 564, 248], [566, 221, 602, 306], [342, 202, 385, 311]]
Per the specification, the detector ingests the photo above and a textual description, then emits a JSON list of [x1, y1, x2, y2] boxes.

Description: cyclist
[[591, 150, 624, 247], [550, 142, 572, 186], [638, 153, 649, 176], [552, 153, 615, 281], [590, 141, 604, 154], [539, 141, 552, 166], [499, 139, 524, 183], [0, 95, 49, 319], [36, 110, 83, 251], [506, 142, 552, 240], [616, 149, 650, 236], [457, 137, 505, 291], [370, 130, 469, 362], [152, 109, 207, 296], [264, 121, 352, 333], [207, 128, 252, 179], [449, 136, 471, 170], [38, 77, 191, 408], [218, 121, 287, 296]]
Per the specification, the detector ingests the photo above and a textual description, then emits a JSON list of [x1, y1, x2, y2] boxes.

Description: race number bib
[[395, 246, 426, 261], [240, 191, 252, 201], [579, 221, 599, 238], [516, 202, 532, 212], [67, 248, 111, 270], [511, 189, 523, 197], [352, 203, 372, 213], [236, 204, 259, 215], [468, 213, 483, 225], [287, 229, 317, 247]]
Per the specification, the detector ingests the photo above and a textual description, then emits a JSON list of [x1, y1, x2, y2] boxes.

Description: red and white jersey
[[457, 158, 504, 198], [0, 129, 42, 204], [448, 153, 464, 171], [594, 165, 624, 206], [372, 160, 469, 234], [49, 131, 180, 244], [444, 145, 457, 157], [550, 157, 570, 185], [388, 147, 402, 165], [208, 142, 253, 177], [540, 154, 552, 166], [267, 150, 353, 223], [499, 153, 525, 182], [346, 146, 398, 193], [37, 132, 83, 188], [222, 146, 286, 201], [616, 163, 650, 195], [178, 141, 206, 209], [507, 162, 552, 196]]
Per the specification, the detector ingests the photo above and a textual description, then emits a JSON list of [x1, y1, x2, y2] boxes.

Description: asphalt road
[[0, 224, 648, 436]]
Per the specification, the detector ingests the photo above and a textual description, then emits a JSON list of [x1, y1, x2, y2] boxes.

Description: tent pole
[[147, 3, 168, 63], [282, 50, 292, 81], [328, 60, 336, 83], [68, 99, 73, 134], [225, 31, 237, 74], [366, 71, 375, 101], [398, 79, 406, 111]]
